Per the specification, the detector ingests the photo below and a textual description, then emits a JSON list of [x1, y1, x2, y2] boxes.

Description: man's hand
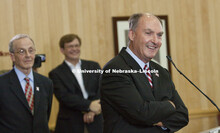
[[89, 99, 101, 115], [83, 111, 95, 124], [153, 122, 163, 127]]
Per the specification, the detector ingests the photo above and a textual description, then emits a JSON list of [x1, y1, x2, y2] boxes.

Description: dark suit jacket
[[100, 47, 189, 133], [0, 69, 53, 133], [49, 60, 103, 133]]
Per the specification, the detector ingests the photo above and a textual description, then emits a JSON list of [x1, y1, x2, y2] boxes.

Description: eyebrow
[[16, 46, 35, 50], [144, 28, 164, 34]]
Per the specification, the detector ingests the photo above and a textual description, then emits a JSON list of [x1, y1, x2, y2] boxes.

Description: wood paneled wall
[[0, 0, 220, 132]]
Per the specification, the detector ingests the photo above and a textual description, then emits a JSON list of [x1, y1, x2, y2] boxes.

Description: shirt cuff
[[161, 126, 168, 130]]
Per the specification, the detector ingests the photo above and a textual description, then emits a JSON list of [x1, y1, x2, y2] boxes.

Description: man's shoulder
[[81, 59, 101, 69], [34, 72, 51, 82], [103, 47, 139, 70], [0, 69, 13, 81], [81, 59, 99, 65], [49, 62, 66, 73], [103, 54, 127, 70]]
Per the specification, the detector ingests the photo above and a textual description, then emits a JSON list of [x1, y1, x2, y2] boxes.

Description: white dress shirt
[[65, 60, 88, 99]]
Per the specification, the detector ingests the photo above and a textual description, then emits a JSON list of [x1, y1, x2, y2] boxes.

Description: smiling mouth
[[147, 45, 157, 50], [70, 51, 79, 54], [25, 60, 33, 63], [71, 53, 79, 55]]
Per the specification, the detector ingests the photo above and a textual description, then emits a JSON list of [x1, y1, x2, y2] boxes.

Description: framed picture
[[112, 16, 171, 72]]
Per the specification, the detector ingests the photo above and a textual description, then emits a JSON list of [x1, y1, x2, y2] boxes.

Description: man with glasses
[[49, 33, 103, 133], [0, 34, 53, 133]]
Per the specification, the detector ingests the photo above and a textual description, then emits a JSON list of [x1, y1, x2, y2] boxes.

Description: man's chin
[[24, 66, 33, 70], [147, 54, 157, 59], [72, 56, 80, 60]]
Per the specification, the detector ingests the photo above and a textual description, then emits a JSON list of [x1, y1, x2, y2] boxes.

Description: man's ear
[[10, 53, 15, 62], [128, 30, 135, 41], [60, 48, 64, 54]]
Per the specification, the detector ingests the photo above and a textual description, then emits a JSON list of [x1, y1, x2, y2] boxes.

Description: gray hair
[[9, 34, 35, 53], [128, 13, 144, 31], [128, 13, 162, 31], [127, 13, 162, 45]]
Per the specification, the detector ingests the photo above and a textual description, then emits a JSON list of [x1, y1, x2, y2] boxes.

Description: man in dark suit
[[0, 34, 53, 133], [49, 34, 103, 133], [100, 13, 189, 133]]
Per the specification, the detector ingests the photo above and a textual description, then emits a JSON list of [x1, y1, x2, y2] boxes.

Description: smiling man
[[49, 33, 103, 133], [100, 13, 189, 133], [0, 34, 53, 133]]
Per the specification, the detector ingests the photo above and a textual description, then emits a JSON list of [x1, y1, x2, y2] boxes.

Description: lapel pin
[[36, 87, 40, 91]]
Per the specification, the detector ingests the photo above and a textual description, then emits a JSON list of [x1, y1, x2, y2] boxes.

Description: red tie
[[24, 77, 34, 114], [144, 65, 153, 88]]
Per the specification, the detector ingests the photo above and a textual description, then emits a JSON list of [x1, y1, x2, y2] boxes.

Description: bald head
[[128, 13, 162, 32]]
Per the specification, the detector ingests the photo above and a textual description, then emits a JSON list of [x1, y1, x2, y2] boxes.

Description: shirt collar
[[14, 66, 34, 82], [126, 47, 150, 69], [65, 59, 81, 69]]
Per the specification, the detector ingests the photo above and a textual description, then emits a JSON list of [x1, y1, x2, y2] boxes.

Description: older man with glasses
[[0, 34, 53, 133]]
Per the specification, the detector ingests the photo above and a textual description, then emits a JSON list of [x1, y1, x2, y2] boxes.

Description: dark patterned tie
[[144, 65, 153, 88], [24, 77, 34, 114]]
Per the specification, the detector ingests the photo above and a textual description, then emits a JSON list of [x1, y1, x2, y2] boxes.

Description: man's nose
[[152, 34, 159, 43]]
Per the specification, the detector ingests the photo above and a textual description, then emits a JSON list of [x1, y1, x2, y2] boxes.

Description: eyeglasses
[[14, 48, 36, 55], [65, 44, 81, 49]]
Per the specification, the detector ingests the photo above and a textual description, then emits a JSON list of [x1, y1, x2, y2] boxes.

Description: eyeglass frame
[[12, 47, 36, 56]]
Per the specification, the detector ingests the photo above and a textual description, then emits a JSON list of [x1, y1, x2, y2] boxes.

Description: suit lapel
[[119, 48, 155, 99], [9, 70, 32, 113], [33, 72, 41, 115], [81, 60, 89, 92], [150, 62, 161, 99], [61, 62, 81, 90]]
